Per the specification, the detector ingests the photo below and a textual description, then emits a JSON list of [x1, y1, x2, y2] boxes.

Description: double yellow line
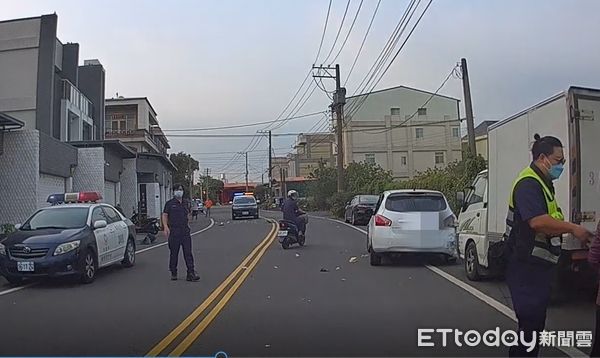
[[147, 219, 279, 357]]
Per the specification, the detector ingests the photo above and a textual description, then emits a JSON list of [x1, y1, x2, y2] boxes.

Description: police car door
[[102, 206, 128, 262], [90, 207, 110, 267]]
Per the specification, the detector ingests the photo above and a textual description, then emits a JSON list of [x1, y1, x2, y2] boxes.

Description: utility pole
[[268, 130, 272, 198], [461, 58, 477, 156], [245, 151, 249, 192], [188, 161, 194, 199], [205, 168, 210, 200], [313, 64, 346, 192]]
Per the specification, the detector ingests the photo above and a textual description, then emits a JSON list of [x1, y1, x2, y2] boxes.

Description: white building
[[342, 85, 462, 179]]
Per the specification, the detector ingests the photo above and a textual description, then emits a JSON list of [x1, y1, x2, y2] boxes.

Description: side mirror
[[14, 223, 22, 230], [257, 200, 261, 204], [229, 201, 233, 205], [456, 191, 465, 205], [93, 220, 108, 229]]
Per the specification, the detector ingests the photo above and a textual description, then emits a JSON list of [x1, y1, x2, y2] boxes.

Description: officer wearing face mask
[[504, 134, 592, 357], [162, 184, 200, 282]]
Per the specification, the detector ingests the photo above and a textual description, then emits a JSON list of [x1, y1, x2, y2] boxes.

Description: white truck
[[457, 86, 600, 283]]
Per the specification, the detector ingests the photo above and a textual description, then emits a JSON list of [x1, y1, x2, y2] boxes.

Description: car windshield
[[234, 196, 256, 204], [385, 194, 447, 212], [21, 207, 89, 230], [360, 195, 379, 204]]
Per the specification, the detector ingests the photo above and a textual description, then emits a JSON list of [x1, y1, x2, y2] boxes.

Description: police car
[[0, 192, 136, 285]]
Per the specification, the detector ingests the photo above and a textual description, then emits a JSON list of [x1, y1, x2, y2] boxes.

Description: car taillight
[[374, 214, 392, 227], [443, 215, 457, 228], [279, 222, 287, 229]]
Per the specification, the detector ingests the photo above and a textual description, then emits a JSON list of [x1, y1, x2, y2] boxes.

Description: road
[[0, 206, 595, 357]]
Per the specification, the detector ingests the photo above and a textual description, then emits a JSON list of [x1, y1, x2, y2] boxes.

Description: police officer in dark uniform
[[162, 184, 200, 282], [504, 134, 592, 356]]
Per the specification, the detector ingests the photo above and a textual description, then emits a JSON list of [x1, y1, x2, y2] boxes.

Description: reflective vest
[[504, 166, 564, 264]]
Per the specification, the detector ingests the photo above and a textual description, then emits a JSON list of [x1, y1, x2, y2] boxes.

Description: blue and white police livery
[[0, 192, 136, 284]]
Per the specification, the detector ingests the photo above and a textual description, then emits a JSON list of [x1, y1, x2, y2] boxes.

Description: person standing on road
[[504, 134, 592, 357], [204, 198, 213, 218], [162, 184, 200, 282], [191, 200, 199, 220]]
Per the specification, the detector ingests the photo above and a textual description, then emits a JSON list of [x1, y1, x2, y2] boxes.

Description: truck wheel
[[465, 241, 481, 281]]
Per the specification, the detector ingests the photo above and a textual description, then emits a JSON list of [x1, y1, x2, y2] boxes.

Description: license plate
[[242, 211, 249, 215], [278, 230, 288, 237], [17, 261, 34, 272]]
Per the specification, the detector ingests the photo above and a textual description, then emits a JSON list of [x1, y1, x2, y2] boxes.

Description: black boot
[[186, 271, 200, 282], [171, 272, 178, 281]]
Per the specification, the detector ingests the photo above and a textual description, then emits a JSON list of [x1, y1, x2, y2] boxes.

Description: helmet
[[287, 190, 298, 199]]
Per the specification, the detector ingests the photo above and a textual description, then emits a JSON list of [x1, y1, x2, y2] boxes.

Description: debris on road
[[320, 268, 329, 272], [267, 295, 271, 300], [219, 222, 225, 226], [361, 254, 369, 258], [341, 278, 347, 282], [242, 266, 248, 270], [265, 344, 271, 348], [295, 253, 300, 258], [349, 256, 358, 263], [335, 266, 341, 271], [273, 265, 279, 269]]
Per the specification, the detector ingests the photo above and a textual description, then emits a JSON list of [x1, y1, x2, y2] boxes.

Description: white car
[[366, 190, 458, 266]]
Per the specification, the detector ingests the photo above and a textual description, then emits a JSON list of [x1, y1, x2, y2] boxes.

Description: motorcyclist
[[281, 190, 307, 236]]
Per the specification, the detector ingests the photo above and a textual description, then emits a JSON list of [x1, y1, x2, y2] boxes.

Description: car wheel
[[370, 249, 382, 266], [80, 248, 98, 284], [465, 241, 481, 281], [351, 212, 356, 226], [5, 275, 23, 285], [122, 237, 136, 268]]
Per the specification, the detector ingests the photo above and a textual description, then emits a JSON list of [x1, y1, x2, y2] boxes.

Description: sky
[[3, 0, 600, 182]]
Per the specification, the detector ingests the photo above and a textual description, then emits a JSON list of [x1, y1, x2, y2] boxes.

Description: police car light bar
[[47, 192, 103, 204]]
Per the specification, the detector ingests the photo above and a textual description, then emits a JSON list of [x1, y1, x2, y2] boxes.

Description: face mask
[[174, 190, 184, 198], [544, 158, 564, 181]]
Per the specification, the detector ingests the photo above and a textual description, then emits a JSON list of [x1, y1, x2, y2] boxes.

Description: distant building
[[462, 120, 498, 160], [104, 97, 175, 217], [343, 85, 462, 179], [288, 133, 335, 177]]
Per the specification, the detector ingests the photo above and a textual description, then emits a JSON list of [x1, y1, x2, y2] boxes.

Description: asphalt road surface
[[0, 207, 595, 357]]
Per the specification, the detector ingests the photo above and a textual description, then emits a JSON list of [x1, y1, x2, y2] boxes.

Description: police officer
[[162, 184, 200, 282], [505, 134, 592, 356]]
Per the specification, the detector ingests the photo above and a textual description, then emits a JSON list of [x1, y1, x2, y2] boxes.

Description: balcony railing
[[104, 129, 167, 154], [62, 79, 94, 119]]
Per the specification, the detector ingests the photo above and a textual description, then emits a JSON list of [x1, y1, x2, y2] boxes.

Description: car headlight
[[53, 240, 80, 256], [0, 243, 6, 256]]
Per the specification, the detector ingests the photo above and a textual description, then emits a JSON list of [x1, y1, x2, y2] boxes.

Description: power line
[[330, 0, 364, 63], [314, 0, 333, 64], [321, 0, 352, 64], [344, 0, 382, 86], [162, 111, 326, 132]]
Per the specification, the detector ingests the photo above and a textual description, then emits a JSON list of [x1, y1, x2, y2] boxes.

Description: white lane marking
[[0, 283, 35, 297], [136, 218, 215, 254], [318, 216, 586, 358], [0, 219, 216, 296]]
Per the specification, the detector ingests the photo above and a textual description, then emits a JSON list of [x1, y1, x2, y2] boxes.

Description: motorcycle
[[131, 208, 160, 244], [277, 220, 305, 250]]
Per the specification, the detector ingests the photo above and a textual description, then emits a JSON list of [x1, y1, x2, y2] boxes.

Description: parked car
[[231, 195, 259, 220], [344, 195, 379, 225], [0, 192, 136, 284], [367, 190, 458, 266]]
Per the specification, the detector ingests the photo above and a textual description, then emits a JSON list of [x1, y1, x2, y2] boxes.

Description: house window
[[452, 127, 460, 138], [435, 152, 445, 164], [415, 128, 424, 139], [418, 108, 427, 116], [401, 156, 407, 166], [391, 107, 400, 116], [365, 153, 375, 164]]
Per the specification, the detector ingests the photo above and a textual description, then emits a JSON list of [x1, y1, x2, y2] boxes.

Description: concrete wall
[[120, 158, 138, 218], [0, 17, 41, 129], [78, 64, 106, 140], [38, 173, 65, 209], [72, 147, 104, 195], [104, 147, 124, 182], [39, 131, 77, 177], [0, 130, 40, 224]]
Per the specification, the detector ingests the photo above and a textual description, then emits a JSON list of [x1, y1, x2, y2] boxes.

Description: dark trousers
[[592, 305, 600, 357], [168, 231, 195, 274], [295, 215, 307, 234], [506, 259, 554, 357]]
